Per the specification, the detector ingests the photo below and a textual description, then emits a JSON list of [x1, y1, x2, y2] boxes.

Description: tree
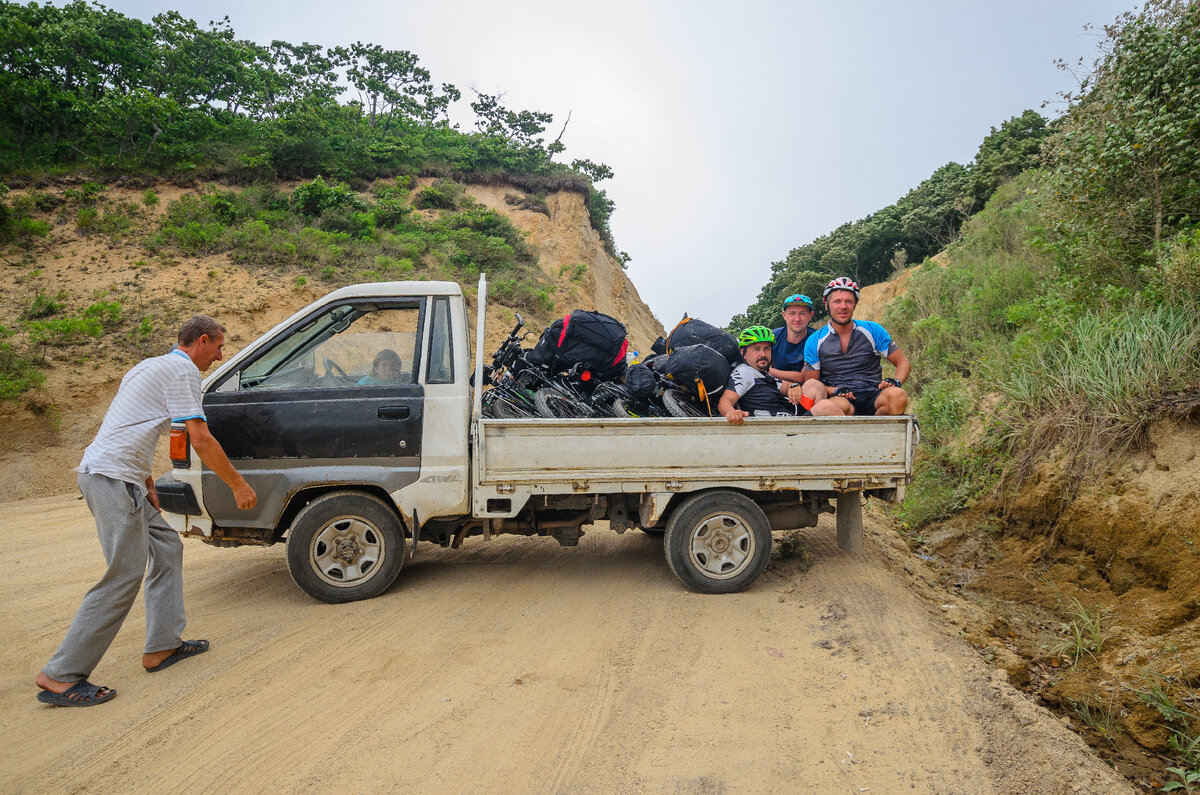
[[1047, 0, 1200, 282], [970, 109, 1049, 202], [339, 43, 456, 131]]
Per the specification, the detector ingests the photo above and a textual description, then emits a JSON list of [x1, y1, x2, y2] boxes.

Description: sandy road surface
[[2, 495, 1130, 794]]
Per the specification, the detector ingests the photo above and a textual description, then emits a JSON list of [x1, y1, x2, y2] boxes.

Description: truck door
[[199, 299, 425, 529]]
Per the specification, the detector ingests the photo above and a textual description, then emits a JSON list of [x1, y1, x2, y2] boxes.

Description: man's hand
[[833, 386, 855, 400], [233, 482, 257, 510], [787, 384, 806, 404], [724, 409, 749, 425], [879, 377, 903, 390], [145, 478, 161, 513]]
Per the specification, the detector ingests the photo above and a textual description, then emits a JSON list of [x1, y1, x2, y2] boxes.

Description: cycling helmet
[[822, 276, 860, 300], [782, 293, 814, 310], [737, 326, 775, 348]]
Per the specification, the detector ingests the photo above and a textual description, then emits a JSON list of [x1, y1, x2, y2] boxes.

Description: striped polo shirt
[[77, 349, 205, 489], [803, 320, 898, 391]]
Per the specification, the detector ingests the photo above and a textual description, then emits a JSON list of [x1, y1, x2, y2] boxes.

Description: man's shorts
[[842, 387, 881, 416]]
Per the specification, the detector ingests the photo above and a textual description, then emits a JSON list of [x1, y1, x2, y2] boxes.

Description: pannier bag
[[527, 309, 629, 380], [623, 363, 657, 400], [667, 316, 739, 366], [662, 344, 730, 402]]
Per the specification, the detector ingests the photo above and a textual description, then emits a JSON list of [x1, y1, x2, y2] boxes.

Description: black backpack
[[667, 316, 739, 366], [623, 363, 657, 400], [527, 310, 629, 380], [662, 344, 730, 401]]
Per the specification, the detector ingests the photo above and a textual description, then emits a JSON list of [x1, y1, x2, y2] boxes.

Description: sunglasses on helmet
[[783, 293, 814, 309]]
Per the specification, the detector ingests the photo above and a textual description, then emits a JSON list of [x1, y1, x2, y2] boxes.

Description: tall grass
[[886, 171, 1200, 525], [1002, 303, 1200, 478]]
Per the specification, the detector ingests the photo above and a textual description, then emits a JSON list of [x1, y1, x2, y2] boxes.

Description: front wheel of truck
[[663, 490, 771, 594], [287, 491, 406, 603]]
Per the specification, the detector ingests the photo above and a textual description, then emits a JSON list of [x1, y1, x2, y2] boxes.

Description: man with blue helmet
[[769, 293, 815, 386], [799, 277, 910, 417]]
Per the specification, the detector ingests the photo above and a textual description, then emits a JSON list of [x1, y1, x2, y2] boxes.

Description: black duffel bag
[[662, 344, 730, 401], [667, 316, 739, 366], [527, 309, 629, 380], [623, 363, 656, 400]]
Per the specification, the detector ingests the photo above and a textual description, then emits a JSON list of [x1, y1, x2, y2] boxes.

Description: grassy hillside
[[876, 3, 1200, 785]]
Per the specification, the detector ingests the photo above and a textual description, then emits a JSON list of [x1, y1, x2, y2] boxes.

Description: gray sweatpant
[[43, 473, 186, 682]]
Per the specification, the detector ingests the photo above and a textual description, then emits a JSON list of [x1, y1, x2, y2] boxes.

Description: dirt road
[[2, 495, 1130, 794]]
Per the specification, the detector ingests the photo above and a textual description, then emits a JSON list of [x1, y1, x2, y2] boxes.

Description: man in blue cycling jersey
[[769, 293, 815, 387], [799, 277, 910, 417], [719, 326, 806, 425]]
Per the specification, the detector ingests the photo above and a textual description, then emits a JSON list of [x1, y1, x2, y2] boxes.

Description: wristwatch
[[883, 377, 903, 388]]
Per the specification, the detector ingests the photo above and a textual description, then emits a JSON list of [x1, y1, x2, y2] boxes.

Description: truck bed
[[471, 414, 916, 516]]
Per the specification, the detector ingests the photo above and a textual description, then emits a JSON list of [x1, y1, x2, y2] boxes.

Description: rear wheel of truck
[[287, 491, 406, 603], [663, 490, 771, 594]]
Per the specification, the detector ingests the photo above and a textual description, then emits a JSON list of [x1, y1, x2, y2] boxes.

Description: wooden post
[[836, 492, 863, 554]]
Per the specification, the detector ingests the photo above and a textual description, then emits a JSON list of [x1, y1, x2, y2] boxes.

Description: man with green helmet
[[718, 326, 807, 425]]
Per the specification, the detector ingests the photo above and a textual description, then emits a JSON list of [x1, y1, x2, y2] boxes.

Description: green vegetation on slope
[[0, 174, 558, 400], [0, 1, 625, 256], [880, 6, 1200, 782], [731, 109, 1050, 329]]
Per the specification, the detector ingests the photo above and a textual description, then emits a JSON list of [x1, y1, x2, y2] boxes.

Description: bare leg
[[874, 386, 909, 415]]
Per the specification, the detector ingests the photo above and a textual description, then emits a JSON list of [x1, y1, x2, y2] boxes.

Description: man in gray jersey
[[35, 316, 256, 707]]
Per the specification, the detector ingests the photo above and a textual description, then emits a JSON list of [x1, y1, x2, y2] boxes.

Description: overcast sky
[[106, 0, 1137, 327]]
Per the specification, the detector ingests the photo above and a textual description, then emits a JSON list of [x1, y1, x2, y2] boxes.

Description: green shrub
[[414, 179, 465, 210], [0, 335, 45, 400], [76, 206, 98, 232], [28, 315, 104, 346], [290, 176, 366, 217], [21, 291, 64, 320], [64, 181, 104, 205], [142, 189, 159, 207], [157, 220, 228, 255]]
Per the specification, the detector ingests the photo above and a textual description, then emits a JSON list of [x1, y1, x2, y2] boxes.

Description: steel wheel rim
[[688, 512, 755, 579], [310, 514, 385, 587]]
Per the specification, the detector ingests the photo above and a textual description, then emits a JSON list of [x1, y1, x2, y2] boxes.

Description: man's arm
[[881, 349, 911, 388], [802, 367, 835, 396], [184, 418, 257, 509], [767, 367, 806, 385], [718, 389, 748, 425]]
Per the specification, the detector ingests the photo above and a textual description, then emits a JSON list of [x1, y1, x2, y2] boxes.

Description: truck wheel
[[534, 388, 591, 418], [662, 389, 708, 417], [663, 491, 771, 594], [287, 491, 406, 603]]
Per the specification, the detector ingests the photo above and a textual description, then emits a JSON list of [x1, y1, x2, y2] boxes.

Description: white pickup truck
[[155, 277, 917, 602]]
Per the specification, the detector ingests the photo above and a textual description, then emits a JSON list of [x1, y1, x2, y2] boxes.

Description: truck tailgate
[[475, 415, 915, 493]]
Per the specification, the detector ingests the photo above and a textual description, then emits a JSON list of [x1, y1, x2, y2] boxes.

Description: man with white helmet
[[799, 277, 910, 416]]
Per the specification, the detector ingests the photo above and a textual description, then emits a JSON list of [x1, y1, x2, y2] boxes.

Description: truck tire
[[663, 490, 771, 594], [662, 389, 707, 417], [287, 491, 406, 603], [534, 388, 591, 418]]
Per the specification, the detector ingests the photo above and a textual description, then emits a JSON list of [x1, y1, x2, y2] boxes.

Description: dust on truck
[[155, 277, 918, 603]]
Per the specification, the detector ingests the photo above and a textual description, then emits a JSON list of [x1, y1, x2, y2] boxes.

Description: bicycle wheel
[[611, 397, 641, 418], [662, 389, 708, 417], [492, 395, 535, 418], [534, 388, 592, 418]]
